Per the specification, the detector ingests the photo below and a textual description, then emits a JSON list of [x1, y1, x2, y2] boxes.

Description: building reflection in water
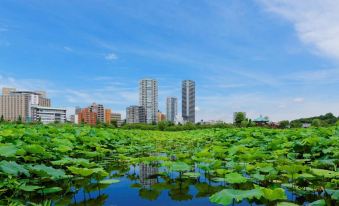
[[139, 163, 158, 188]]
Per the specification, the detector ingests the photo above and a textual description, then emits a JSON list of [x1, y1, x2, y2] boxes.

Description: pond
[[25, 162, 329, 206]]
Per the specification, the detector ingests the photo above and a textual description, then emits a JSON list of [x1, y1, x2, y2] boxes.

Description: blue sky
[[1, 0, 339, 122]]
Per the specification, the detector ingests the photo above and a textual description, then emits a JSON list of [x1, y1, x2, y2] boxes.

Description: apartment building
[[126, 105, 146, 123], [0, 87, 51, 122], [139, 79, 158, 123]]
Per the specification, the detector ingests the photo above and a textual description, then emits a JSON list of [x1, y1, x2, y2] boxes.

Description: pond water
[[23, 160, 330, 206], [53, 163, 320, 206]]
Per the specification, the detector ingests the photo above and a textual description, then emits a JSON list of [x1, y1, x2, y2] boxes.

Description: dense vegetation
[[289, 113, 339, 128], [0, 124, 338, 205]]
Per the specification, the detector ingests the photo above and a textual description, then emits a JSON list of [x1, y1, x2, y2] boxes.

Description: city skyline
[[1, 1, 339, 122]]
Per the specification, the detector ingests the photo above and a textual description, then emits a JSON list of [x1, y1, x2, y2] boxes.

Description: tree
[[240, 120, 249, 127], [290, 121, 302, 128], [17, 115, 22, 124], [0, 115, 4, 123], [279, 120, 290, 129], [234, 112, 246, 126], [158, 121, 168, 131], [111, 120, 118, 128], [312, 119, 321, 127]]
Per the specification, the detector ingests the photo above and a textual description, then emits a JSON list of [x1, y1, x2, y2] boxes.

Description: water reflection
[[139, 163, 159, 187], [19, 161, 334, 206]]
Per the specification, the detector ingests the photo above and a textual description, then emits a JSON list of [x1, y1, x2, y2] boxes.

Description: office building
[[157, 111, 166, 122], [139, 79, 158, 123], [111, 112, 123, 127], [0, 87, 51, 122], [182, 80, 195, 123], [166, 97, 178, 123], [126, 105, 146, 123], [78, 108, 97, 125], [105, 109, 111, 124], [89, 103, 104, 123], [30, 106, 66, 124]]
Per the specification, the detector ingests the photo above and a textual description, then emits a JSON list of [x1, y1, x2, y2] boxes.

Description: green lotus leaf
[[0, 144, 18, 157], [311, 168, 339, 178], [277, 202, 299, 206], [308, 199, 326, 206], [98, 179, 120, 184], [252, 173, 266, 181], [91, 168, 109, 177], [56, 145, 72, 153], [225, 172, 247, 184], [19, 185, 42, 192], [0, 129, 14, 137], [209, 188, 263, 206], [183, 172, 200, 178], [23, 144, 46, 154], [30, 164, 66, 179], [261, 188, 287, 201], [0, 160, 29, 176], [170, 162, 191, 172], [330, 190, 339, 200], [38, 187, 62, 194], [67, 166, 95, 177], [212, 177, 226, 182]]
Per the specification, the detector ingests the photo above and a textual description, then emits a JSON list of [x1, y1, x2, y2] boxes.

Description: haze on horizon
[[0, 0, 339, 122]]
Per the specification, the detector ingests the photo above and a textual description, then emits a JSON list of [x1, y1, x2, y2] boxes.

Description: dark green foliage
[[291, 113, 338, 127], [279, 120, 290, 129], [234, 112, 246, 126]]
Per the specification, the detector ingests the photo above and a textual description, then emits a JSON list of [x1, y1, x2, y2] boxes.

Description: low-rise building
[[111, 112, 123, 127], [105, 109, 111, 124], [253, 115, 270, 125], [30, 106, 66, 124], [157, 111, 166, 122], [89, 103, 105, 123], [78, 108, 97, 125], [126, 106, 146, 123]]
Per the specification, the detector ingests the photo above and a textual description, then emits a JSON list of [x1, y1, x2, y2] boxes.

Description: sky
[[1, 0, 339, 122]]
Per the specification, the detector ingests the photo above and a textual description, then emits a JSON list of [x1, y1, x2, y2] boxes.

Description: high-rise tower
[[182, 80, 195, 123], [166, 97, 178, 123], [139, 79, 158, 123]]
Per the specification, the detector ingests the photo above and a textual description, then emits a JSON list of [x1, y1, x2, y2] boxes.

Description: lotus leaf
[[225, 172, 247, 184], [308, 199, 326, 206], [38, 187, 62, 194], [0, 144, 17, 157], [98, 179, 120, 184], [0, 161, 29, 176]]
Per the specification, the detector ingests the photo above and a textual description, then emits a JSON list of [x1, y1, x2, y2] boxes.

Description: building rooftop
[[253, 115, 269, 122], [31, 105, 66, 110]]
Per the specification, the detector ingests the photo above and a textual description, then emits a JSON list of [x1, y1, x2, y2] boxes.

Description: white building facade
[[166, 97, 178, 123], [139, 79, 158, 124], [30, 106, 67, 124]]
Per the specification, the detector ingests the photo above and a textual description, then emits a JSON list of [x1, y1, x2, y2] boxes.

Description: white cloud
[[293, 97, 304, 103], [105, 52, 118, 61], [197, 93, 339, 122], [0, 75, 51, 92], [63, 46, 73, 52], [259, 0, 339, 60]]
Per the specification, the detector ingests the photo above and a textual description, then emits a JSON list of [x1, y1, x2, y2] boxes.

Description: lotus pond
[[0, 124, 338, 206]]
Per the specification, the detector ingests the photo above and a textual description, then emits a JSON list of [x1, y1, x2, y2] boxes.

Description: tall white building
[[139, 79, 158, 124], [166, 97, 178, 123], [182, 80, 195, 123]]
